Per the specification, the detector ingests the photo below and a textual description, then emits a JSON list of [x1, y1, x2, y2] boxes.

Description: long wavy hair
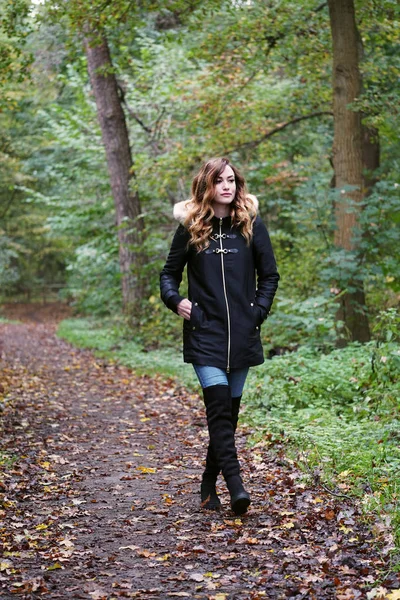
[[185, 157, 256, 252]]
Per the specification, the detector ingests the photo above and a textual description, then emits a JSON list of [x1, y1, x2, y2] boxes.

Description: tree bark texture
[[85, 33, 144, 313], [328, 0, 370, 343]]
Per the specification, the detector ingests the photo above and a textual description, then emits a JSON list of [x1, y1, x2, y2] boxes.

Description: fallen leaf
[[46, 563, 63, 571], [281, 521, 295, 529], [189, 573, 204, 582], [137, 466, 156, 474]]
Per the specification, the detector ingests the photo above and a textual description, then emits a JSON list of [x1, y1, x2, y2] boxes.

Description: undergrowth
[[57, 311, 400, 557]]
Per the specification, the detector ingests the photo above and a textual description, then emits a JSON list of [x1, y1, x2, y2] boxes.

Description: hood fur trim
[[173, 194, 259, 224], [173, 199, 194, 224]]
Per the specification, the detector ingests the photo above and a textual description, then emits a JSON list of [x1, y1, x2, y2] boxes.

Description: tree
[[328, 0, 370, 343], [85, 32, 144, 314]]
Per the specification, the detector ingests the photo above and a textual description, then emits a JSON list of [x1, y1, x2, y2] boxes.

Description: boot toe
[[231, 492, 250, 515]]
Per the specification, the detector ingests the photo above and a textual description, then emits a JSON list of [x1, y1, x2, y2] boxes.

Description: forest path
[[0, 305, 395, 599]]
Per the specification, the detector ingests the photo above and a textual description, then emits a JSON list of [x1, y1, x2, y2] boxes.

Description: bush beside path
[[0, 309, 398, 599]]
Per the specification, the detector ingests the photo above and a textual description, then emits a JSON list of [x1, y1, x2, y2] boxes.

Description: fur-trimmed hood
[[173, 194, 259, 224]]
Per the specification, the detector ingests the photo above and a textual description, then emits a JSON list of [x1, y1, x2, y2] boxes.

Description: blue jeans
[[193, 365, 249, 398]]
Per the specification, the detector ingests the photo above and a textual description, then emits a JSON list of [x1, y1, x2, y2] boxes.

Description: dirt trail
[[0, 305, 397, 599]]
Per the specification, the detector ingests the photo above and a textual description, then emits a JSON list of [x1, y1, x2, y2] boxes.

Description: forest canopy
[[0, 0, 399, 349]]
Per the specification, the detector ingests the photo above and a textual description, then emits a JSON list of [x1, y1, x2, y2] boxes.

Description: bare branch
[[315, 2, 328, 12], [226, 111, 333, 154], [122, 100, 152, 135]]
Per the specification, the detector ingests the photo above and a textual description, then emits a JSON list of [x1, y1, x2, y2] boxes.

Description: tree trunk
[[85, 33, 144, 315], [328, 0, 370, 343]]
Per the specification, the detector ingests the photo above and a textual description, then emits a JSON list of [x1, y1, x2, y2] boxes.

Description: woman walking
[[160, 157, 279, 515]]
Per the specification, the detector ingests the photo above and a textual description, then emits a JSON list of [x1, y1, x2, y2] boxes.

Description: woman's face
[[213, 165, 236, 208]]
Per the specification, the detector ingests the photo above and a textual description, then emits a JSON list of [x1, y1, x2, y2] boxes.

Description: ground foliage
[[1, 305, 399, 599]]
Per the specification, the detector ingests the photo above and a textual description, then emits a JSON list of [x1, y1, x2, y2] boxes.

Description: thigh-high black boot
[[201, 395, 242, 510], [202, 385, 250, 515]]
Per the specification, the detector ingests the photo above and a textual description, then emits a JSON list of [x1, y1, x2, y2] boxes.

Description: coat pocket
[[184, 301, 209, 331], [250, 301, 262, 328]]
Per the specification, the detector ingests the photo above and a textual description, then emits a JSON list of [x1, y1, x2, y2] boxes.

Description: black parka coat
[[160, 199, 279, 371]]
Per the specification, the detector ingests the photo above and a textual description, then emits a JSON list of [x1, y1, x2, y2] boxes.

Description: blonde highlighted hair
[[185, 157, 257, 252]]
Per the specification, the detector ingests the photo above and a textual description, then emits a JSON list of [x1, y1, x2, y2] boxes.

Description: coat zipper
[[219, 218, 231, 373]]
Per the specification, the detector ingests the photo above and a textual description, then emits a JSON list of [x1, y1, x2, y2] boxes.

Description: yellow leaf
[[386, 591, 400, 600], [282, 522, 295, 529], [137, 466, 156, 474], [155, 553, 170, 562], [35, 524, 48, 530], [47, 563, 63, 570], [338, 470, 352, 478], [312, 497, 324, 504], [339, 525, 353, 534], [140, 417, 150, 422]]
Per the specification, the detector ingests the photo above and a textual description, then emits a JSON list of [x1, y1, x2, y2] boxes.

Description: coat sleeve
[[160, 224, 190, 313], [252, 215, 280, 322]]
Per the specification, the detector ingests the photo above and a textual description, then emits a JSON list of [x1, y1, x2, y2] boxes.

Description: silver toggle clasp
[[215, 248, 228, 254]]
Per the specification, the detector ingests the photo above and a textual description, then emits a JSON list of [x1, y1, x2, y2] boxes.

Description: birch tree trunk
[[85, 33, 144, 316], [328, 0, 370, 343]]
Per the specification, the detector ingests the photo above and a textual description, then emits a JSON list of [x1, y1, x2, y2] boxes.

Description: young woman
[[160, 157, 279, 515]]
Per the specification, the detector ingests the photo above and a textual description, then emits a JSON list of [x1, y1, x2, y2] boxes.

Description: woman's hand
[[177, 298, 192, 320]]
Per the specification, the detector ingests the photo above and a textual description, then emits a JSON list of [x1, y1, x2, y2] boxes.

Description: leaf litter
[[0, 307, 399, 599]]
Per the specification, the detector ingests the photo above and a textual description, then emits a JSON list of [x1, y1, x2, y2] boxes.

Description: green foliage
[[264, 294, 338, 351], [65, 238, 122, 316], [57, 317, 196, 385], [1, 0, 399, 325], [0, 0, 33, 108], [244, 308, 400, 545]]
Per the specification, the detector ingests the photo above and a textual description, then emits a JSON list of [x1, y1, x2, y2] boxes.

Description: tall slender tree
[[85, 32, 144, 314], [328, 0, 370, 343]]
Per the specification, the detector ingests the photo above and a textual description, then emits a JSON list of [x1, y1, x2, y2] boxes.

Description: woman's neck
[[212, 203, 231, 218]]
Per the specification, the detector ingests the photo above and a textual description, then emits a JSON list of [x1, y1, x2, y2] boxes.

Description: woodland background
[[1, 0, 400, 552]]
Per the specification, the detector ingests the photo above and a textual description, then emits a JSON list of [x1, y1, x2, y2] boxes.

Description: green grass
[[0, 317, 20, 324], [57, 316, 400, 559], [57, 318, 198, 387]]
